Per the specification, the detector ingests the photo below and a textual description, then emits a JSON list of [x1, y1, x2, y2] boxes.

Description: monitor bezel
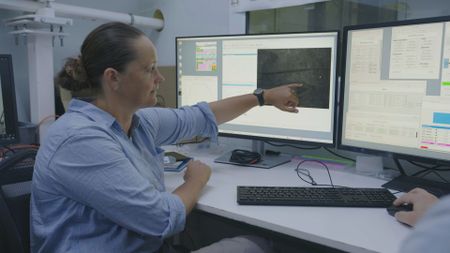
[[338, 15, 450, 166], [176, 30, 340, 147], [0, 54, 19, 146]]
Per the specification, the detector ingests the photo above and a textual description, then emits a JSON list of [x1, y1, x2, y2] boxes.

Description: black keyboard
[[382, 175, 450, 198], [237, 186, 396, 207]]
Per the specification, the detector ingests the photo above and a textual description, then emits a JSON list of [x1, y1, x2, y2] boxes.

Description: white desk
[[164, 146, 411, 253]]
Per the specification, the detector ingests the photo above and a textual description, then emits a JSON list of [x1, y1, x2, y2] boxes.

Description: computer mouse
[[386, 203, 414, 217]]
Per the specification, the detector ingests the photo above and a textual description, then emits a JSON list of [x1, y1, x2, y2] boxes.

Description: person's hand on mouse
[[393, 188, 438, 226]]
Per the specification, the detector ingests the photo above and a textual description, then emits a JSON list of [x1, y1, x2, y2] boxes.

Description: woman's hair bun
[[55, 56, 91, 92]]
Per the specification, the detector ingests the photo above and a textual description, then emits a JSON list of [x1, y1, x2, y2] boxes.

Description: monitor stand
[[214, 140, 292, 169]]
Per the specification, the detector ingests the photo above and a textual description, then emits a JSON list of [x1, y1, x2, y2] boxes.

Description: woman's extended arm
[[209, 83, 302, 125]]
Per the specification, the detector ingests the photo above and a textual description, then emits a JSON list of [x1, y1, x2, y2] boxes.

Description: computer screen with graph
[[339, 16, 450, 165], [176, 32, 338, 145]]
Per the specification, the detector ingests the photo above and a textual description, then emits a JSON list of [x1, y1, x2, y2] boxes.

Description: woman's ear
[[103, 67, 121, 91]]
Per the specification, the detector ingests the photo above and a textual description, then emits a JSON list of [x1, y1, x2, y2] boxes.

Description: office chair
[[0, 149, 37, 253]]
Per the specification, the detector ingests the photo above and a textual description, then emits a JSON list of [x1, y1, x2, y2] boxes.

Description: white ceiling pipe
[[0, 0, 40, 12], [0, 0, 164, 30], [52, 3, 163, 29]]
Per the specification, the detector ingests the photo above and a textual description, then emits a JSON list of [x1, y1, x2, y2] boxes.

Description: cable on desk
[[0, 144, 40, 158], [295, 165, 317, 185], [229, 149, 261, 164], [429, 167, 450, 172], [323, 146, 356, 162], [407, 161, 450, 183], [410, 165, 450, 173], [264, 142, 356, 164], [412, 169, 450, 184], [295, 159, 338, 188], [407, 160, 441, 170], [0, 145, 16, 157], [397, 158, 450, 178], [264, 140, 322, 150]]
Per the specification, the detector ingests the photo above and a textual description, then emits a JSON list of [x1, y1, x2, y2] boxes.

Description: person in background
[[30, 22, 301, 253], [393, 188, 450, 253]]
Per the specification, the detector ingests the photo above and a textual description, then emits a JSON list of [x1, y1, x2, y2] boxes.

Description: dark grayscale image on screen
[[257, 48, 331, 109]]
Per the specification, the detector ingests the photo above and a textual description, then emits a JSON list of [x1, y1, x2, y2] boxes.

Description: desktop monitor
[[339, 17, 450, 171], [176, 32, 339, 168], [0, 54, 19, 146]]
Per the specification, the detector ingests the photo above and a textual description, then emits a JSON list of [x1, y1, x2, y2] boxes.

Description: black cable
[[229, 149, 261, 164], [295, 159, 336, 188], [7, 144, 39, 150], [264, 142, 356, 164], [323, 146, 356, 162], [394, 157, 407, 175], [295, 167, 316, 185], [410, 168, 429, 177], [407, 160, 440, 170], [0, 145, 16, 158], [406, 160, 450, 172], [1, 144, 40, 159], [417, 170, 432, 179], [411, 168, 450, 184], [412, 166, 450, 172], [396, 158, 450, 189], [421, 170, 449, 183], [430, 171, 450, 183], [264, 140, 322, 150], [430, 167, 450, 171]]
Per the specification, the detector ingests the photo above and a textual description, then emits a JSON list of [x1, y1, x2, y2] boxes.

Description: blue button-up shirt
[[30, 99, 218, 253]]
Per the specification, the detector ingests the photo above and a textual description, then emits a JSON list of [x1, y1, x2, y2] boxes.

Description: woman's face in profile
[[118, 36, 165, 108]]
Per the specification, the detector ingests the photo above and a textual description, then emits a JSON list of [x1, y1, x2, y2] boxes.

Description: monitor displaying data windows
[[176, 32, 339, 145], [339, 16, 450, 164]]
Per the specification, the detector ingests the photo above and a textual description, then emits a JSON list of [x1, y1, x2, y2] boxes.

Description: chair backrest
[[0, 149, 37, 253]]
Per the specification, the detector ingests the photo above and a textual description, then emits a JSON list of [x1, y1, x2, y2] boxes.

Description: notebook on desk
[[163, 151, 191, 172]]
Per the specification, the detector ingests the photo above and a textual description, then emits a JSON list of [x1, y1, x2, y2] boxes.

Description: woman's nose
[[156, 69, 165, 83]]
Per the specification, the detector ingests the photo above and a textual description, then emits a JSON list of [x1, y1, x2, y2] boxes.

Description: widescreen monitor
[[176, 32, 339, 154], [339, 16, 450, 166]]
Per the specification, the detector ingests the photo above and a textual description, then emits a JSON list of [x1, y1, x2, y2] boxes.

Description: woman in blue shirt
[[30, 22, 301, 253]]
